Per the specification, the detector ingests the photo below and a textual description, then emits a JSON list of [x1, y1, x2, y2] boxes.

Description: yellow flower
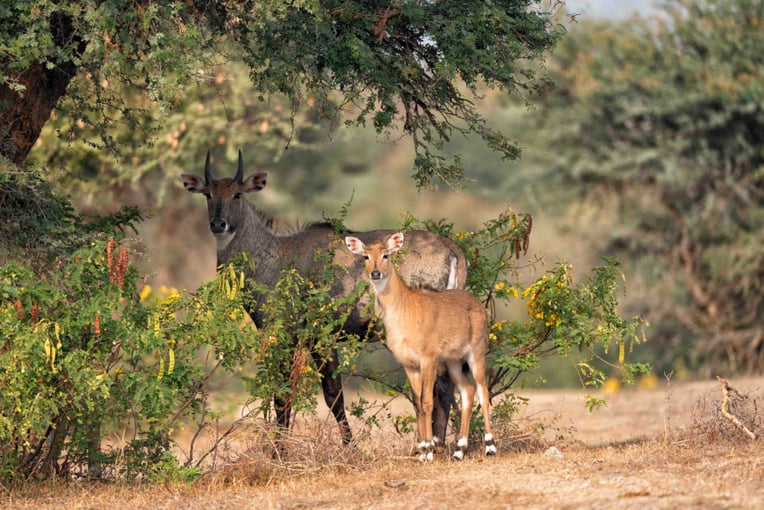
[[139, 285, 152, 302], [494, 282, 505, 291]]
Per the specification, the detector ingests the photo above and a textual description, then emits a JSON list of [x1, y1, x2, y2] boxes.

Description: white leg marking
[[452, 450, 464, 461], [476, 383, 486, 407], [485, 433, 497, 456], [457, 437, 469, 448], [459, 387, 470, 410]]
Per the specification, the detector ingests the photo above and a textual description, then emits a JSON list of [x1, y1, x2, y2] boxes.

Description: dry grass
[[4, 376, 763, 509]]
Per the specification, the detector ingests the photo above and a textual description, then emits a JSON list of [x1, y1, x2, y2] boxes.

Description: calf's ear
[[345, 236, 365, 255], [387, 232, 404, 253]]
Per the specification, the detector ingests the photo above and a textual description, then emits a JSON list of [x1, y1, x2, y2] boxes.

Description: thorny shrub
[[0, 236, 257, 483]]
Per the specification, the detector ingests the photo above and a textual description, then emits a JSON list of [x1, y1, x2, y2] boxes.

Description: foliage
[[31, 62, 379, 214], [0, 231, 259, 482], [2, 0, 565, 187], [0, 164, 144, 265], [538, 0, 764, 375], [233, 0, 564, 187], [238, 254, 368, 426]]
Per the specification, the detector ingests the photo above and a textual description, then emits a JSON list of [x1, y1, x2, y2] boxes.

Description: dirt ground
[[5, 376, 763, 509]]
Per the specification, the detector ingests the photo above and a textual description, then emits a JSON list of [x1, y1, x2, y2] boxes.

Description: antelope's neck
[[216, 203, 277, 265], [373, 269, 411, 316]]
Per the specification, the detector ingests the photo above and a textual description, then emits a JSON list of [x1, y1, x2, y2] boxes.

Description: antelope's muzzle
[[210, 218, 228, 234]]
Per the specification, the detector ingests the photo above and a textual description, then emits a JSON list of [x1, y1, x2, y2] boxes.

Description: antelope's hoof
[[417, 441, 434, 462], [418, 450, 434, 462]]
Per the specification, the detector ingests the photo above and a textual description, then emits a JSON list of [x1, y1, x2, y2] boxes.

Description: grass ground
[[4, 376, 763, 509]]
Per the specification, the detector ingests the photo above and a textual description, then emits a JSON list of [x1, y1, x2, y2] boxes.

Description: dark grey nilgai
[[180, 150, 467, 445]]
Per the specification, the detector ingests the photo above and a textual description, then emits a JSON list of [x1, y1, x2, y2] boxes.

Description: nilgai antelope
[[180, 150, 467, 445], [345, 232, 496, 461]]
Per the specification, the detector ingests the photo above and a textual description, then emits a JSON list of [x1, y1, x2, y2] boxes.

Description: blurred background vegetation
[[16, 0, 764, 385]]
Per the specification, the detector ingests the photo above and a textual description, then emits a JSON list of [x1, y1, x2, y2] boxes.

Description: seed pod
[[153, 312, 160, 337], [167, 348, 175, 375], [107, 238, 115, 271], [50, 343, 57, 374], [13, 300, 23, 321]]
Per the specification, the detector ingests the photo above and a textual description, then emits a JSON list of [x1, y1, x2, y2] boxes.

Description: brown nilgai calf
[[345, 232, 495, 460]]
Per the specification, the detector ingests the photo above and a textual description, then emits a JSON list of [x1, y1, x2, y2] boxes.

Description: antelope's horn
[[204, 150, 213, 184], [235, 149, 244, 184]]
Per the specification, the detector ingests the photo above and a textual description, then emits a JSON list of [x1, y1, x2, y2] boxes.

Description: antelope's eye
[[363, 255, 370, 260], [382, 254, 389, 260], [233, 192, 242, 200]]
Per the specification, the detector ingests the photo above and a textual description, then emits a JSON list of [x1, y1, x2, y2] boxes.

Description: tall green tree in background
[[1, 0, 562, 185], [541, 0, 764, 374]]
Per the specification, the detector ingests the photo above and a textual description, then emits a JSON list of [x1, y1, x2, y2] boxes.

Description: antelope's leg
[[403, 366, 432, 461], [469, 347, 496, 456], [274, 394, 292, 435], [419, 360, 437, 462], [447, 361, 475, 460], [315, 348, 353, 445], [432, 373, 455, 447]]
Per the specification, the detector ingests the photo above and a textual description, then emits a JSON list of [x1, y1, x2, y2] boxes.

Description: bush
[[0, 235, 258, 482]]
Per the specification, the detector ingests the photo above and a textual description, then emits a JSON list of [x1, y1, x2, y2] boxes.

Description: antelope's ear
[[180, 174, 206, 193], [243, 172, 268, 193], [345, 236, 365, 255], [387, 232, 404, 253]]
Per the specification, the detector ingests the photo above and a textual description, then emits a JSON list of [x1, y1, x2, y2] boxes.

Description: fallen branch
[[716, 376, 757, 440]]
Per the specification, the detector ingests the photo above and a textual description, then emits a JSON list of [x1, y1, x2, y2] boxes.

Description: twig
[[716, 376, 757, 440]]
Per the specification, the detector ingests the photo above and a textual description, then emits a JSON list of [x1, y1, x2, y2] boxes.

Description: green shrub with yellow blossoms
[[0, 233, 260, 483]]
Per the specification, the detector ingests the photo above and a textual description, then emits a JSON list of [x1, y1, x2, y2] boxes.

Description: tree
[[1, 0, 563, 186], [539, 0, 764, 374]]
